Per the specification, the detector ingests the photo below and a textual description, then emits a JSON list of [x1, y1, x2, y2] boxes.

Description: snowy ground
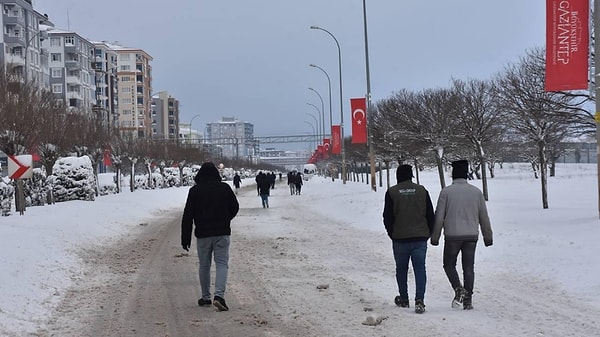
[[1, 163, 599, 336]]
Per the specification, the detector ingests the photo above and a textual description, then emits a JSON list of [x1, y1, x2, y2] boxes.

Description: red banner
[[103, 148, 113, 166], [350, 98, 367, 144], [323, 138, 331, 153], [545, 0, 589, 91], [331, 125, 341, 154]]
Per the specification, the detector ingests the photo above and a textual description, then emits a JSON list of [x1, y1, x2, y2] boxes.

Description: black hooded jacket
[[181, 163, 239, 246]]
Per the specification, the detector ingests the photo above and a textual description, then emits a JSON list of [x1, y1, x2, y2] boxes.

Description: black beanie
[[451, 160, 469, 179], [396, 164, 413, 182]]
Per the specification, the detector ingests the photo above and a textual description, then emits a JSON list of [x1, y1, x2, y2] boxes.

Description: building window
[[121, 87, 131, 93], [119, 54, 130, 61], [52, 84, 63, 93], [121, 76, 131, 82], [65, 36, 74, 45], [120, 65, 130, 71], [51, 53, 61, 62], [51, 68, 62, 78], [122, 109, 131, 115], [50, 37, 61, 47], [122, 98, 132, 104]]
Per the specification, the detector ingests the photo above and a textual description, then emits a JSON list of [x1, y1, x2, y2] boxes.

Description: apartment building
[[0, 0, 53, 86], [151, 91, 180, 141], [91, 41, 118, 132], [206, 117, 255, 160], [111, 45, 153, 139], [44, 29, 96, 113]]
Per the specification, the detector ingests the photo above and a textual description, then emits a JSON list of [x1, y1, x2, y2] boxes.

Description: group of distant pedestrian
[[383, 160, 493, 314], [179, 160, 492, 315], [287, 171, 303, 195], [255, 171, 275, 208]]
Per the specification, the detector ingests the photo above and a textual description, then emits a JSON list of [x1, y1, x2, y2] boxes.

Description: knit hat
[[451, 160, 469, 179], [396, 164, 413, 182]]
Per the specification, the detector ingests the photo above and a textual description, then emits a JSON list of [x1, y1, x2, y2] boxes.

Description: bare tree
[[494, 48, 579, 209], [451, 78, 507, 200]]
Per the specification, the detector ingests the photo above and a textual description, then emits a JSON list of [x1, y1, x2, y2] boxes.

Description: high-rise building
[[44, 29, 96, 113], [91, 41, 118, 132], [112, 45, 153, 139], [0, 0, 53, 86], [206, 117, 255, 160], [151, 91, 180, 141]]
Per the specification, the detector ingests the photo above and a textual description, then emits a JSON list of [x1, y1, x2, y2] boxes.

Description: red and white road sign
[[8, 155, 33, 179]]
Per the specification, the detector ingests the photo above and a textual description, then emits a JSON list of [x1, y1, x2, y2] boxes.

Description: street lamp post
[[304, 120, 317, 150], [309, 64, 333, 136], [362, 0, 377, 191], [308, 87, 325, 141], [306, 102, 322, 143], [189, 114, 202, 146], [311, 25, 346, 183], [24, 28, 52, 83]]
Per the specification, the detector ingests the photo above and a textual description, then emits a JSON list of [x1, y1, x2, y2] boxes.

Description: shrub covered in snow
[[48, 156, 96, 202], [23, 168, 51, 207], [163, 167, 181, 187], [0, 176, 14, 216]]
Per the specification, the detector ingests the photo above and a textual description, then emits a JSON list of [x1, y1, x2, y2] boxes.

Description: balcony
[[66, 75, 82, 85], [5, 53, 25, 66], [66, 91, 83, 100]]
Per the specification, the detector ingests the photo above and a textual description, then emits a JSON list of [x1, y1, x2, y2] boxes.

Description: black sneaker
[[213, 296, 229, 311], [415, 299, 426, 314], [197, 298, 212, 307], [463, 292, 473, 310], [394, 296, 409, 308], [452, 287, 466, 308]]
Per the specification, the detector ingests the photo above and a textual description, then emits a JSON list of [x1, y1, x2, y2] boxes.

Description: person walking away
[[257, 173, 271, 208], [287, 171, 296, 195], [430, 160, 493, 310], [270, 171, 276, 189], [255, 171, 265, 196], [181, 162, 240, 311], [294, 172, 303, 195], [233, 172, 241, 194], [383, 165, 435, 314]]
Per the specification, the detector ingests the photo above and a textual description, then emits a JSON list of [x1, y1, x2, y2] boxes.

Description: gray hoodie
[[430, 179, 493, 246]]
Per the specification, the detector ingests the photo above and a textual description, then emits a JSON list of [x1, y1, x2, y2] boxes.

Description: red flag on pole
[[544, 0, 589, 91], [350, 98, 367, 144], [323, 138, 331, 153], [103, 147, 113, 166], [331, 125, 341, 154]]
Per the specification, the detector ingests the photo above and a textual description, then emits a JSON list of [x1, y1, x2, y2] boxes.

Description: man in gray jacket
[[430, 160, 493, 310]]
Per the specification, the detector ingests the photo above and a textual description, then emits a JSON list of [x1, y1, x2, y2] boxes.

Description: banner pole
[[594, 0, 600, 219]]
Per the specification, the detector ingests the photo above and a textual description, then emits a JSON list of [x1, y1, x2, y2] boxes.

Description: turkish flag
[[331, 125, 341, 154], [323, 138, 330, 152], [350, 98, 367, 144], [103, 148, 113, 166]]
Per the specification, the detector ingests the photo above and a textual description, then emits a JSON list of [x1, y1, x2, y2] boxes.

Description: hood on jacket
[[194, 162, 222, 183]]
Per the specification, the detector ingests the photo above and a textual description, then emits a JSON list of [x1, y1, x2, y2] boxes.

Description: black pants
[[443, 240, 477, 293]]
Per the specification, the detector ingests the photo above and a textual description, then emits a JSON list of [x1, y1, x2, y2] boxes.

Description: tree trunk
[[434, 149, 446, 189], [539, 142, 549, 209]]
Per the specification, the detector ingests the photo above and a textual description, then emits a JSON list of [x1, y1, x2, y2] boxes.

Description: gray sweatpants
[[196, 235, 230, 300]]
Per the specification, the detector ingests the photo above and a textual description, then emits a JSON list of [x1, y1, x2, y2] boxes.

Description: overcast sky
[[33, 0, 545, 146]]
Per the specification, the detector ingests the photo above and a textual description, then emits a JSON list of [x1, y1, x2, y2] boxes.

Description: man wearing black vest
[[383, 164, 435, 314]]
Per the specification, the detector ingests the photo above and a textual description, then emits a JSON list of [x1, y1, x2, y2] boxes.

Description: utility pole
[[363, 0, 377, 191]]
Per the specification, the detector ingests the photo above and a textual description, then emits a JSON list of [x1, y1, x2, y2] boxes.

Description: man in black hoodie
[[181, 162, 239, 311], [383, 165, 435, 314]]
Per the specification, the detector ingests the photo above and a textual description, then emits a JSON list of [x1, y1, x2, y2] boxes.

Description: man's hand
[[182, 243, 190, 251]]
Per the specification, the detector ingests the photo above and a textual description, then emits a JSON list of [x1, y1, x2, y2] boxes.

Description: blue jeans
[[196, 235, 230, 300], [392, 240, 427, 300]]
